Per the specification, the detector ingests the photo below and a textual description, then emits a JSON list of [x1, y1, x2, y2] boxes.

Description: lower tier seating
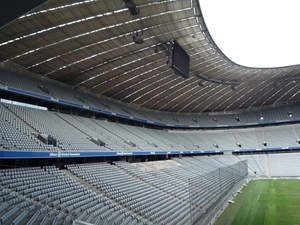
[[0, 155, 247, 225]]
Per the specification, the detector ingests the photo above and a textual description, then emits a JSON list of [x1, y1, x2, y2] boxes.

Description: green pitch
[[215, 179, 300, 225]]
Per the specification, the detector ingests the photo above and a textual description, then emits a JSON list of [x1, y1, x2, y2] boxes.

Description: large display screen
[[171, 40, 190, 78]]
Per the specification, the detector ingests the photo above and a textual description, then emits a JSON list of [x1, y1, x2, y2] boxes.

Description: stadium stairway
[[252, 155, 265, 176], [112, 161, 192, 225], [61, 169, 102, 196], [236, 155, 256, 176], [54, 113, 100, 149], [65, 163, 155, 224], [93, 120, 141, 151], [208, 155, 231, 168], [265, 154, 271, 177]]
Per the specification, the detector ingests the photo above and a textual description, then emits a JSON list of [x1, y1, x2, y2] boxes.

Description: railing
[[188, 161, 248, 225]]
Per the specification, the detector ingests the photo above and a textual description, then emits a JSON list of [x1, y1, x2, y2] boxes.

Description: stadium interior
[[1, 0, 300, 224]]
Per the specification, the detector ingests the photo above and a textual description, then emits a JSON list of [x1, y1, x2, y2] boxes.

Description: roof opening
[[199, 0, 300, 68]]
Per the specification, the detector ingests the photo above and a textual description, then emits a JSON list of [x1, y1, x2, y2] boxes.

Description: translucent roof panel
[[199, 0, 300, 68]]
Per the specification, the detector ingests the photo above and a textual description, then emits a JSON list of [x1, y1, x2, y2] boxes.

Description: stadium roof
[[1, 0, 300, 113]]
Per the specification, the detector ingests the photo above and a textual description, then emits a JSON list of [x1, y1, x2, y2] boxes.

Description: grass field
[[215, 179, 300, 225]]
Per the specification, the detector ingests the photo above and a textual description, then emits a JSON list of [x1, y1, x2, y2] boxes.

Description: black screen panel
[[172, 40, 190, 78]]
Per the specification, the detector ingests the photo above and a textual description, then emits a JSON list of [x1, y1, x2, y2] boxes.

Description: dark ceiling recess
[[0, 0, 49, 29], [123, 0, 139, 16]]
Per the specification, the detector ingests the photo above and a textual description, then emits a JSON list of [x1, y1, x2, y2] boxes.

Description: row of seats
[[67, 157, 247, 225], [2, 153, 299, 224], [2, 103, 300, 152], [1, 68, 300, 126], [0, 165, 146, 225], [237, 152, 300, 177]]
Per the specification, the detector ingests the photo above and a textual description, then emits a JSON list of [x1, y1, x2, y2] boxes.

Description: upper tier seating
[[1, 68, 300, 126], [0, 69, 46, 96]]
